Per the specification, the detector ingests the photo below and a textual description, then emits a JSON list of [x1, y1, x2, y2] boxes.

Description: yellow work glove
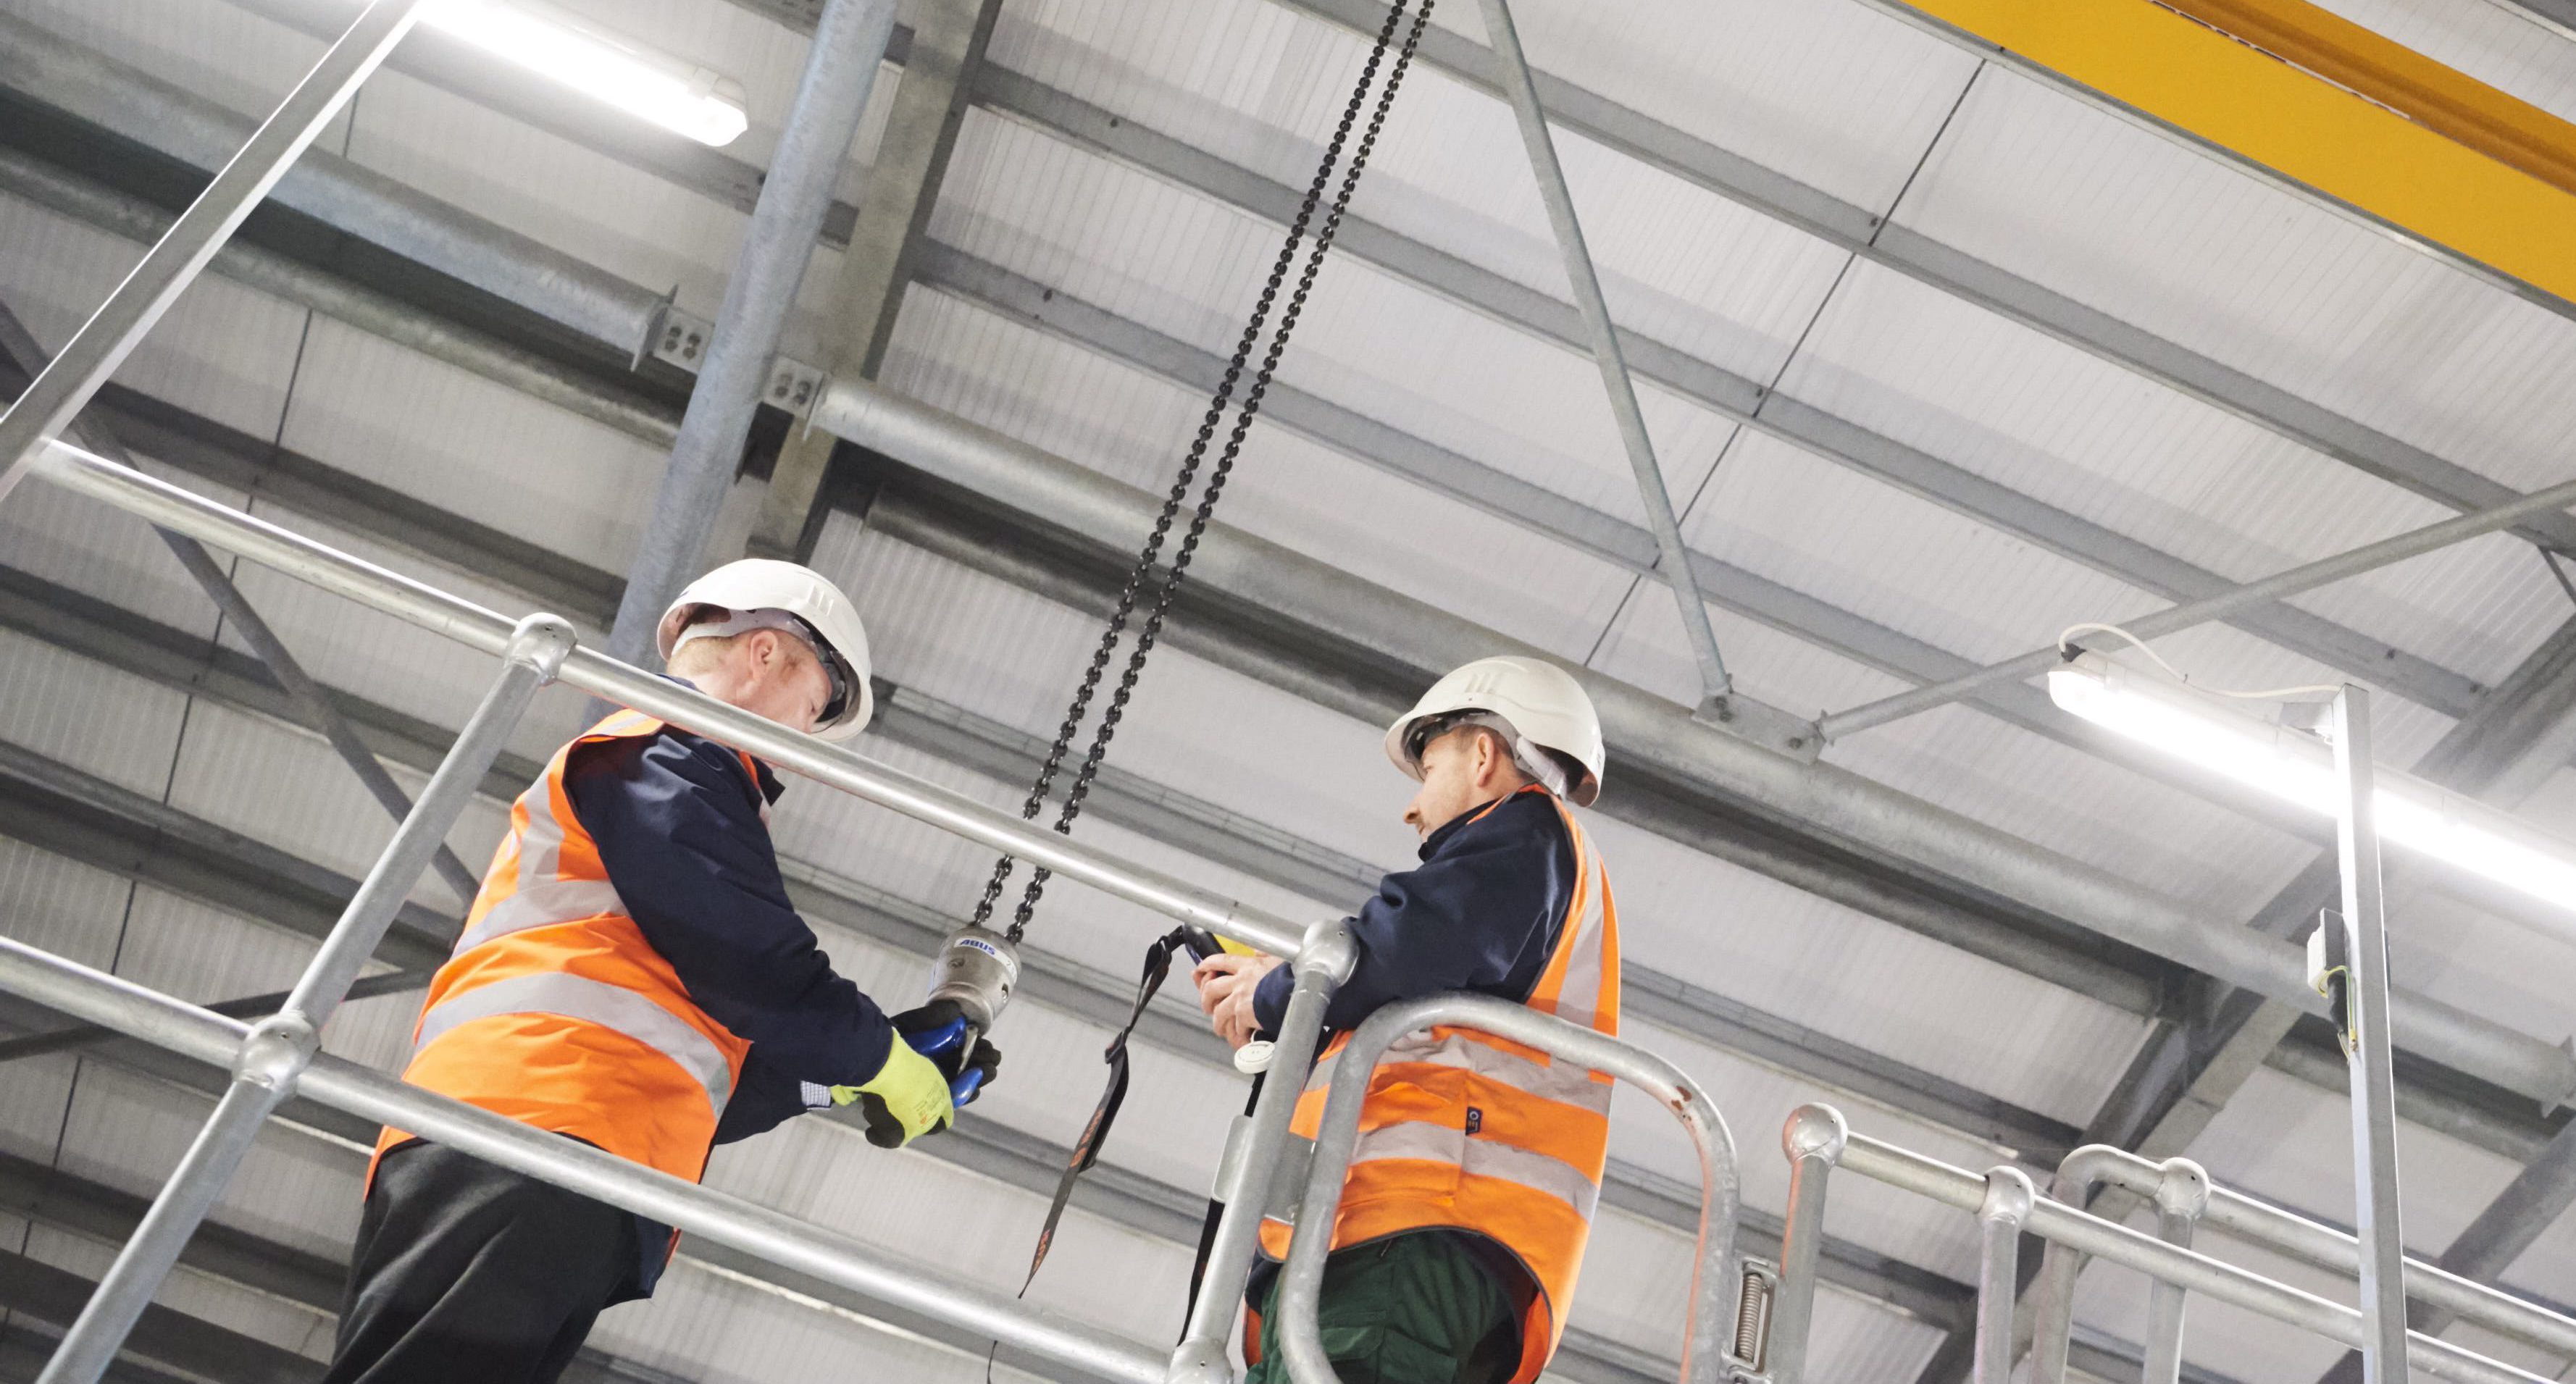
[[834, 1036, 956, 1149]]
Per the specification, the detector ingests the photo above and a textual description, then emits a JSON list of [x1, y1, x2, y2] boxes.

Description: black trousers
[[322, 1141, 639, 1384]]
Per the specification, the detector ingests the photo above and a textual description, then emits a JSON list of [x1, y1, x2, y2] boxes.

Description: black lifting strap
[[1021, 926, 1202, 1286]]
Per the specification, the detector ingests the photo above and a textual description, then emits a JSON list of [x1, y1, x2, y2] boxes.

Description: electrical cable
[[968, 0, 1434, 946], [2057, 622, 2341, 702]]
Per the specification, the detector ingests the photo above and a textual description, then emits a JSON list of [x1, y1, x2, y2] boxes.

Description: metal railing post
[[2144, 1160, 2210, 1384], [2333, 686, 2413, 1384], [1812, 1110, 2546, 1384], [1973, 1167, 2036, 1384], [1277, 993, 1739, 1384], [1168, 920, 1353, 1384], [33, 614, 572, 1384], [1765, 1104, 1844, 1384], [2030, 1148, 2209, 1384], [0, 0, 427, 502]]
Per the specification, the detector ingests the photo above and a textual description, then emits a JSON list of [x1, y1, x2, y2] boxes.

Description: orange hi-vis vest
[[1258, 787, 1621, 1384], [373, 710, 756, 1185]]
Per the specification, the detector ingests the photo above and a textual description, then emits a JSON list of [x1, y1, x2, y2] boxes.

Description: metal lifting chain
[[969, 0, 1434, 944]]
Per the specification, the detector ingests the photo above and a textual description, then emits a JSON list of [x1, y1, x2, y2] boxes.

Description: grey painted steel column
[[1473, 0, 1736, 708], [2333, 687, 2412, 1384], [0, 0, 426, 503], [1768, 1106, 1847, 1384], [1820, 477, 2576, 739], [1167, 922, 1355, 1384], [605, 0, 898, 665], [1973, 1167, 2036, 1384], [754, 0, 1003, 561], [33, 613, 571, 1384]]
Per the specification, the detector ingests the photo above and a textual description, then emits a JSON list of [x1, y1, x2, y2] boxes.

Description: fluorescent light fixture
[[422, 0, 750, 146], [2049, 653, 2576, 917]]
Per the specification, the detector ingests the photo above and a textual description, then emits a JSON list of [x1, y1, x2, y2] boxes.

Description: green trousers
[[1247, 1231, 1522, 1384]]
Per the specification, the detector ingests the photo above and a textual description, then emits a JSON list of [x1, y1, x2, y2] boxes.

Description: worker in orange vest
[[1194, 655, 1620, 1384], [325, 560, 996, 1384]]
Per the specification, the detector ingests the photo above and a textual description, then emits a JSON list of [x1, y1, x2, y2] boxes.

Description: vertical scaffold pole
[[2143, 1159, 2211, 1384], [35, 615, 574, 1384], [1767, 1104, 1844, 1384], [1167, 922, 1355, 1383], [1973, 1167, 2036, 1384], [0, 0, 428, 503], [2332, 685, 2412, 1384]]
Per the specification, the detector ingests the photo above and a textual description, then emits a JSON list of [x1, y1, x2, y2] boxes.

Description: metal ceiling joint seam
[[1270, 0, 2576, 556], [1862, 0, 2576, 316], [0, 13, 2504, 727]]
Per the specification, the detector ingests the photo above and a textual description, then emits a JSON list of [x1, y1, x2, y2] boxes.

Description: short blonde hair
[[664, 629, 746, 677]]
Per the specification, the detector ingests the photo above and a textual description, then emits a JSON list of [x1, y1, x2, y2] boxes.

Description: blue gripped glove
[[892, 1000, 1003, 1108], [811, 1002, 1003, 1149]]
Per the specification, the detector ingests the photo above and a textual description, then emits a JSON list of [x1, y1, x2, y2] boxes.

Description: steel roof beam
[[753, 0, 1005, 562], [2, 82, 2563, 1109], [1266, 0, 2576, 557], [967, 69, 2483, 722], [0, 305, 482, 905], [0, 552, 2083, 1158], [908, 245, 2349, 848], [16, 9, 2493, 722]]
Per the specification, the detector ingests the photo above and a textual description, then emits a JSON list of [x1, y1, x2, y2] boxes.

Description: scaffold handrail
[[1276, 992, 1745, 1384], [1767, 1104, 2553, 1384], [28, 433, 1310, 959], [2041, 1141, 2576, 1365], [0, 931, 1171, 1384]]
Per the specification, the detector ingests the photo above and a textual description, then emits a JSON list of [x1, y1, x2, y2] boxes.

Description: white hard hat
[[656, 558, 874, 741], [1384, 655, 1605, 806]]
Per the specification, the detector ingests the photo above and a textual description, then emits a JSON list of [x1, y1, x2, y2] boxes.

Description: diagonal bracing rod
[[0, 302, 482, 904], [0, 0, 428, 504], [1475, 0, 1736, 709], [1820, 471, 2576, 742]]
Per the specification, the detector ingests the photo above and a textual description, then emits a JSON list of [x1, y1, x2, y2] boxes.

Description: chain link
[[970, 0, 1434, 941]]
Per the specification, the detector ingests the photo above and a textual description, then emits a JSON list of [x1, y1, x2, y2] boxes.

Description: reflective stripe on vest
[[377, 710, 758, 1186], [412, 972, 733, 1120], [1347, 1120, 1600, 1222], [1305, 1026, 1614, 1119], [1258, 787, 1621, 1384]]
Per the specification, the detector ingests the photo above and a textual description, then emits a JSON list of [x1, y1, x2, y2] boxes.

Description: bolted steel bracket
[[1694, 692, 1824, 763], [641, 298, 828, 418], [643, 295, 710, 373], [762, 355, 828, 419]]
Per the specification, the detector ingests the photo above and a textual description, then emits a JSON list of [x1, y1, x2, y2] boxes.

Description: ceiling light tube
[[422, 0, 751, 146], [2048, 653, 2576, 928]]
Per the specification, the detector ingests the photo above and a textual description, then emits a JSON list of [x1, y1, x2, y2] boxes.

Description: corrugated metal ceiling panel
[[0, 185, 309, 446], [1890, 61, 2576, 508], [2310, 0, 2576, 122], [878, 289, 1645, 662], [1421, 0, 1983, 214], [990, 0, 1857, 383], [1780, 258, 2567, 695], [929, 108, 1743, 526]]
